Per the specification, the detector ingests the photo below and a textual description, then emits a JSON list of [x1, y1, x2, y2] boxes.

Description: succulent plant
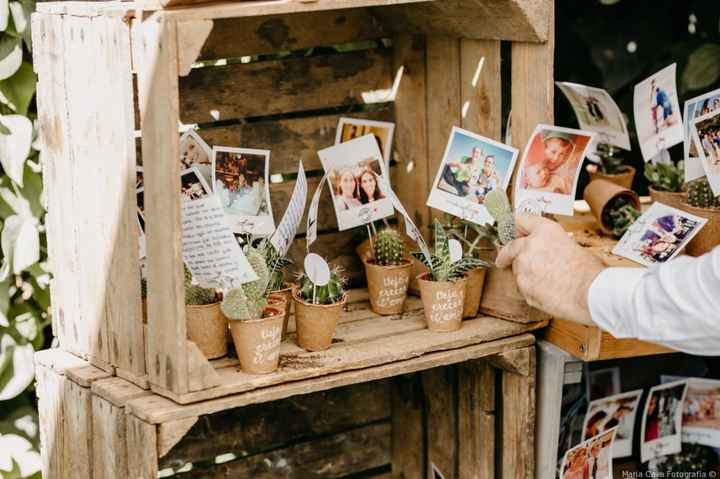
[[595, 143, 627, 175], [484, 189, 516, 246], [411, 219, 489, 282], [602, 197, 640, 238], [687, 177, 720, 209], [254, 238, 292, 293], [296, 266, 347, 305], [220, 244, 270, 320], [644, 161, 685, 192], [184, 266, 216, 306], [373, 228, 406, 266]]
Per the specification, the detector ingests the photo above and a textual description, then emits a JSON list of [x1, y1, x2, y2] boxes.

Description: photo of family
[[180, 130, 213, 184], [582, 390, 642, 458], [560, 428, 616, 479], [633, 64, 684, 161], [691, 108, 720, 196], [319, 134, 394, 231], [427, 127, 519, 225], [640, 379, 688, 463], [612, 202, 707, 267], [683, 88, 720, 181], [556, 82, 630, 150], [335, 118, 395, 165], [514, 125, 595, 216], [212, 146, 274, 236]]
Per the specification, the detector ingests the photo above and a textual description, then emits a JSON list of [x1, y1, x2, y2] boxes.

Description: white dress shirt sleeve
[[587, 246, 720, 355]]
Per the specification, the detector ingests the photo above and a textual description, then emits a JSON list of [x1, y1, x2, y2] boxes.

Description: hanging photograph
[[180, 167, 211, 202], [683, 88, 720, 181], [427, 126, 519, 225], [633, 64, 684, 161], [318, 134, 394, 231], [582, 390, 643, 458], [335, 117, 395, 165], [691, 108, 720, 196], [513, 124, 595, 216], [673, 377, 720, 448], [212, 146, 275, 236], [180, 130, 213, 184], [612, 202, 707, 267], [640, 379, 688, 463], [556, 82, 630, 150], [559, 428, 617, 479]]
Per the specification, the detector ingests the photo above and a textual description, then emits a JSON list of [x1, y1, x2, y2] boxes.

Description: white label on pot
[[448, 239, 463, 263], [304, 253, 331, 286]]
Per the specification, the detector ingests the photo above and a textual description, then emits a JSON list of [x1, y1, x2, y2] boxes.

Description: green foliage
[[411, 219, 489, 282], [596, 143, 627, 175], [243, 236, 292, 293], [373, 228, 406, 266], [644, 161, 685, 192], [603, 197, 641, 238], [183, 266, 215, 306], [220, 244, 270, 320], [296, 266, 346, 305], [687, 177, 720, 209], [484, 189, 516, 246]]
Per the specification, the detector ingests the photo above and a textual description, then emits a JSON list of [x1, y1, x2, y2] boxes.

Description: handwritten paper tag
[[270, 161, 308, 256], [306, 172, 330, 251]]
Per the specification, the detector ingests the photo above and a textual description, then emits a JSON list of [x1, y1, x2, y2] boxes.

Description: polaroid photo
[[427, 126, 519, 225], [212, 146, 275, 236], [582, 390, 643, 458], [513, 124, 595, 216], [335, 117, 395, 166], [641, 379, 688, 463], [675, 378, 720, 448], [180, 130, 213, 184], [560, 428, 617, 479], [633, 64, 684, 161], [587, 367, 622, 401], [612, 202, 707, 267], [318, 134, 394, 231], [180, 166, 211, 202], [691, 109, 720, 196], [556, 82, 630, 150], [683, 88, 720, 181]]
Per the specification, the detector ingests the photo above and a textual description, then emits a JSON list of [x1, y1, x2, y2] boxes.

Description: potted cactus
[[293, 267, 348, 351], [362, 228, 412, 315], [184, 267, 227, 360], [584, 179, 641, 237], [221, 244, 283, 374], [585, 143, 635, 188], [679, 177, 720, 256], [412, 219, 487, 332], [644, 160, 686, 209]]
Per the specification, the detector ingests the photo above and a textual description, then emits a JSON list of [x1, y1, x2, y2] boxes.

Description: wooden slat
[[92, 376, 154, 407], [460, 39, 501, 139], [479, 266, 552, 323], [179, 48, 393, 124], [35, 365, 66, 479], [391, 374, 425, 478], [422, 367, 458, 479], [458, 360, 495, 478], [63, 380, 94, 478], [197, 8, 387, 61], [501, 346, 536, 479], [158, 417, 198, 458], [160, 380, 390, 466], [126, 415, 158, 479], [92, 396, 130, 479]]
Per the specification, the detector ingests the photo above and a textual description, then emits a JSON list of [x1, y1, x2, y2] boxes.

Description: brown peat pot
[[649, 186, 687, 211], [363, 258, 412, 315], [417, 273, 466, 332], [187, 302, 228, 360], [678, 203, 720, 256], [587, 165, 636, 189], [229, 306, 284, 374], [583, 179, 640, 236], [293, 290, 348, 351]]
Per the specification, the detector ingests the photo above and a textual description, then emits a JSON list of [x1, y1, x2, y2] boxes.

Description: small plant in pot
[[363, 227, 412, 315], [679, 177, 720, 256], [586, 143, 635, 188], [644, 160, 686, 209], [221, 244, 283, 375], [584, 178, 641, 238], [184, 267, 227, 360], [293, 264, 348, 351], [412, 219, 487, 332], [256, 238, 293, 338]]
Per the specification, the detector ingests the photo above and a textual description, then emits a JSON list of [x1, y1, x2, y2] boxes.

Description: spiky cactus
[[484, 189, 516, 246], [602, 197, 640, 238], [687, 177, 720, 209], [296, 266, 347, 305], [220, 244, 270, 320], [644, 161, 685, 192], [373, 228, 406, 266], [184, 266, 216, 305]]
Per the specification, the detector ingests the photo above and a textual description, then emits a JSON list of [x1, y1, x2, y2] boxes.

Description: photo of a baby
[[691, 108, 720, 196], [335, 118, 395, 165], [683, 88, 720, 181], [582, 390, 642, 458], [427, 127, 518, 225], [514, 125, 595, 216], [180, 130, 212, 184]]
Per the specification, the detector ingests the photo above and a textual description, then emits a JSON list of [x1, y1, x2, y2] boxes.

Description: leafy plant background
[[0, 0, 718, 477]]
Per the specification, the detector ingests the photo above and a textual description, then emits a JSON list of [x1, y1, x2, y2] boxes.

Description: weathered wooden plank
[[501, 346, 536, 479], [63, 379, 94, 478], [35, 364, 65, 479], [422, 367, 457, 479], [161, 380, 390, 466], [458, 360, 495, 478], [286, 230, 365, 286], [460, 39, 501, 139], [177, 20, 213, 76], [92, 395, 130, 479], [127, 415, 158, 479], [92, 376, 154, 407], [179, 48, 393, 124], [158, 417, 198, 458], [391, 374, 425, 478]]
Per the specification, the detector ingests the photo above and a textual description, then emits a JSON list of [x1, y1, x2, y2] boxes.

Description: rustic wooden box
[[32, 0, 555, 401]]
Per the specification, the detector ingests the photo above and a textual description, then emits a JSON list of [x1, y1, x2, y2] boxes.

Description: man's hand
[[495, 215, 606, 325]]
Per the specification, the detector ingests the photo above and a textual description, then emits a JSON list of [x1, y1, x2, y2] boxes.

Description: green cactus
[[373, 228, 406, 266], [484, 189, 516, 246], [296, 266, 347, 305], [596, 143, 627, 175], [220, 244, 270, 320], [253, 238, 292, 293], [644, 161, 685, 192], [602, 197, 640, 238], [687, 177, 720, 209], [184, 266, 216, 306]]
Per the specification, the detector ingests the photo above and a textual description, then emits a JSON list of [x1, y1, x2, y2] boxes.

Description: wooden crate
[[31, 0, 555, 400]]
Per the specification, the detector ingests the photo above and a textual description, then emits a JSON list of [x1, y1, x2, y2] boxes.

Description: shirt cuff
[[587, 267, 648, 338]]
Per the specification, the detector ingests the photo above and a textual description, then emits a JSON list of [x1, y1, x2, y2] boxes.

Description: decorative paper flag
[[270, 162, 308, 256], [306, 172, 330, 251]]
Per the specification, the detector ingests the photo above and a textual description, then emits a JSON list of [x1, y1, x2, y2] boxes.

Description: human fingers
[[514, 213, 556, 237], [495, 236, 529, 269]]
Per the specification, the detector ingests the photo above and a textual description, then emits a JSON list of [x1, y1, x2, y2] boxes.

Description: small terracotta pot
[[363, 259, 412, 315], [462, 267, 487, 319], [269, 284, 293, 338], [587, 165, 636, 189], [677, 203, 720, 257], [649, 186, 687, 210], [186, 302, 228, 360], [417, 273, 466, 332], [583, 179, 640, 235], [229, 306, 284, 374], [293, 290, 348, 351]]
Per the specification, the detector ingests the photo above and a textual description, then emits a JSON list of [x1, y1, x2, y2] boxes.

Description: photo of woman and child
[[560, 428, 615, 479], [582, 391, 642, 458], [331, 161, 386, 212], [635, 213, 701, 264]]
